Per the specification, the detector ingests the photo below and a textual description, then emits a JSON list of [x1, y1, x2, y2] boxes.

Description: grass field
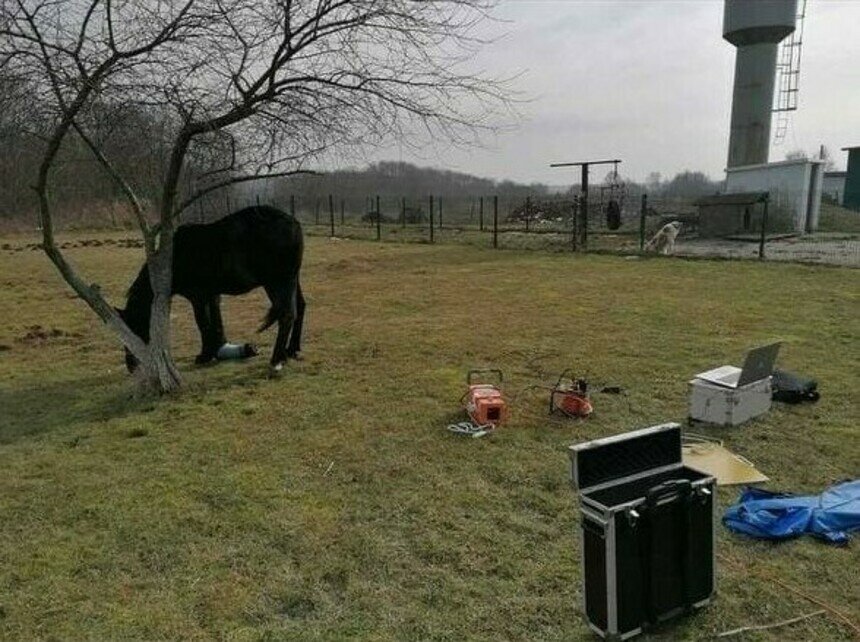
[[0, 234, 858, 640]]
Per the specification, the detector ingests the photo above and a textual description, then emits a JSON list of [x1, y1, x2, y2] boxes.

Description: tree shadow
[[0, 352, 305, 445], [0, 373, 148, 444]]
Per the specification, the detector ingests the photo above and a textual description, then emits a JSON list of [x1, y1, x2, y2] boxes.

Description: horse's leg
[[208, 295, 227, 347], [285, 281, 305, 359], [191, 296, 218, 364], [264, 281, 297, 371]]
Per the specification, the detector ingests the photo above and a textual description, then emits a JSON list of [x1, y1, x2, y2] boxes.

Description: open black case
[[568, 423, 716, 640]]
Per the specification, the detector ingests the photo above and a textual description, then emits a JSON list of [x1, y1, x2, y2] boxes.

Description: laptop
[[695, 343, 781, 389]]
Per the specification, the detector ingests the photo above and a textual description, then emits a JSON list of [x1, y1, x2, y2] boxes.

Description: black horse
[[118, 206, 305, 372]]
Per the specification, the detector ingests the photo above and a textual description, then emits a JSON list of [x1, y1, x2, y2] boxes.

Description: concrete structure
[[695, 192, 769, 237], [725, 158, 823, 232], [723, 0, 797, 168], [842, 146, 860, 210], [822, 171, 847, 205]]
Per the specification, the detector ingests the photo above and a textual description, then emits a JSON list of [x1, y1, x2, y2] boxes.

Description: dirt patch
[[16, 324, 83, 345], [325, 257, 379, 274], [1, 237, 143, 252]]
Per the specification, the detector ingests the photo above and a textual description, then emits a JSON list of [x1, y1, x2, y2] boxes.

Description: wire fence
[[4, 188, 855, 267], [219, 191, 859, 267]]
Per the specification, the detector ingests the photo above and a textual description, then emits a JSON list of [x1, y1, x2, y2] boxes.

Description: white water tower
[[723, 0, 797, 168]]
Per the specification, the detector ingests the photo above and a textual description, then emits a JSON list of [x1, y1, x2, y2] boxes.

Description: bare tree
[[818, 145, 836, 172], [785, 149, 809, 161], [1, 0, 507, 393]]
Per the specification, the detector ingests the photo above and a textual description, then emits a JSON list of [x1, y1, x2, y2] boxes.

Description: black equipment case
[[568, 423, 716, 640]]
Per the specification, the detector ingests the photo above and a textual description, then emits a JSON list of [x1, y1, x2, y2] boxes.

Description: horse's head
[[118, 266, 153, 372], [115, 307, 142, 372]]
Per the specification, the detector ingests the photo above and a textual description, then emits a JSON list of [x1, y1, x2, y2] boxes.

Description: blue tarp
[[723, 479, 860, 545]]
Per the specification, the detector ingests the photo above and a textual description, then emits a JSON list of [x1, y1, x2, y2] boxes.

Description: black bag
[[606, 200, 622, 230], [772, 369, 819, 404]]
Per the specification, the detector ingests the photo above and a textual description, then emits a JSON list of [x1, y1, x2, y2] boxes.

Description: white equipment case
[[688, 377, 772, 426]]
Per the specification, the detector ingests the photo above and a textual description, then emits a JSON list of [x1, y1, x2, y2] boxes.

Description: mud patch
[[325, 257, 379, 274], [16, 324, 83, 345], [1, 237, 144, 252]]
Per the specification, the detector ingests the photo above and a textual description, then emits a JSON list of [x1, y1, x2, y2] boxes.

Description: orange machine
[[464, 369, 508, 426], [549, 369, 593, 418]]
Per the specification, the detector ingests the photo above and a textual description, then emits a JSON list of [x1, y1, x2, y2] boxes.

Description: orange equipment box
[[464, 369, 508, 426]]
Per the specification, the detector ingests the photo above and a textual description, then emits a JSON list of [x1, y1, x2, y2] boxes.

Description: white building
[[724, 159, 824, 233]]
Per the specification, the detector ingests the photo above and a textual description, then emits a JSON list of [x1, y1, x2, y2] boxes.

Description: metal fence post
[[479, 196, 484, 231], [525, 196, 531, 232], [438, 196, 442, 229], [581, 164, 588, 250], [571, 196, 578, 252], [329, 194, 335, 237], [376, 194, 381, 241], [340, 199, 345, 225], [429, 195, 434, 243], [640, 194, 647, 252], [493, 195, 498, 249], [759, 193, 769, 260]]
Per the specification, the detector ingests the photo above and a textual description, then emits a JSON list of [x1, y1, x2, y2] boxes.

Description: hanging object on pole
[[604, 160, 624, 230], [550, 159, 623, 250]]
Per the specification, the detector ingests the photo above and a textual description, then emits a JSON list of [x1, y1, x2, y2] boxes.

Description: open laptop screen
[[737, 343, 781, 387]]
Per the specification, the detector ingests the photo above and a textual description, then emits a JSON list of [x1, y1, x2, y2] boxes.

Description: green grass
[[818, 202, 860, 235], [0, 235, 858, 640]]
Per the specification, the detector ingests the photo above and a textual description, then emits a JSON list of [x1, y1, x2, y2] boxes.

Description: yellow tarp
[[682, 436, 768, 486]]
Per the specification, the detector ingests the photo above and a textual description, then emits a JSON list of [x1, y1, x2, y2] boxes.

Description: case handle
[[646, 479, 692, 507]]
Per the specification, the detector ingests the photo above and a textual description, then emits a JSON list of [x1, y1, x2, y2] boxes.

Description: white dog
[[645, 221, 682, 255]]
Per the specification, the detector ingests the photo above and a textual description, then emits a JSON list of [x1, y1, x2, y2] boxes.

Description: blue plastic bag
[[723, 479, 860, 545]]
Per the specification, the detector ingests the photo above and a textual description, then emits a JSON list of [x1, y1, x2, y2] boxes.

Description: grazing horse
[[118, 206, 305, 372]]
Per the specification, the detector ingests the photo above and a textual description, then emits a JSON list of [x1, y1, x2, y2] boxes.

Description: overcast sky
[[365, 0, 860, 185]]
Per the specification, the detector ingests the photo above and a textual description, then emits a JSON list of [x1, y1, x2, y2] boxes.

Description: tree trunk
[[136, 243, 182, 394], [135, 336, 182, 394]]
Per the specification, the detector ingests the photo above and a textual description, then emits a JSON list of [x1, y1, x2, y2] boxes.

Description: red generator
[[549, 369, 593, 418], [464, 369, 508, 426]]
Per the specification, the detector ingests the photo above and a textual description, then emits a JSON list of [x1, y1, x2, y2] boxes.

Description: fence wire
[[226, 192, 859, 268]]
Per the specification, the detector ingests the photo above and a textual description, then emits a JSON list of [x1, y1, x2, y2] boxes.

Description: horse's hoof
[[268, 362, 285, 378], [287, 351, 304, 361], [195, 354, 216, 365]]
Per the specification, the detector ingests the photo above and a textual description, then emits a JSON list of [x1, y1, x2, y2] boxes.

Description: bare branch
[[70, 118, 155, 256], [172, 169, 318, 220]]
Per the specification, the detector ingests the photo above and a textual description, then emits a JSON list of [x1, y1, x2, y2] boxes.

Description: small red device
[[464, 369, 508, 426], [549, 369, 593, 418]]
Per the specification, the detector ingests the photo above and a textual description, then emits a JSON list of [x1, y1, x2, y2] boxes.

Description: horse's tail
[[257, 276, 299, 333], [257, 302, 284, 333]]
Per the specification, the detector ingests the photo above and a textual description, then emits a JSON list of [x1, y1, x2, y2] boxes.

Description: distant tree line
[[260, 161, 552, 218], [1, 81, 725, 229], [250, 162, 725, 220]]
